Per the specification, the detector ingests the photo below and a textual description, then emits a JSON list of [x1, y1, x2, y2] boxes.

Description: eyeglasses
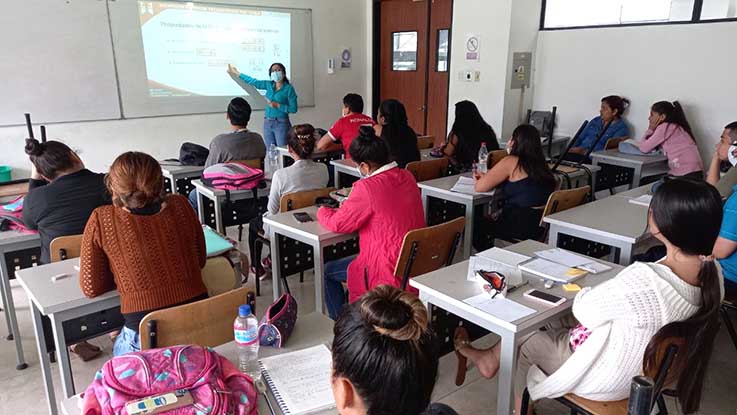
[[476, 270, 507, 299]]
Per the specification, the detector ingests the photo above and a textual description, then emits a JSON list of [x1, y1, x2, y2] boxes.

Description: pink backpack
[[0, 196, 34, 233], [82, 345, 258, 415], [202, 162, 264, 190]]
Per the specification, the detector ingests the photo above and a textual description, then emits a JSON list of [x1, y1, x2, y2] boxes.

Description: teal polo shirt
[[238, 74, 298, 119]]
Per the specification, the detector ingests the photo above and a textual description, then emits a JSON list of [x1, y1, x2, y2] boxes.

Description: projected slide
[[138, 1, 291, 97]]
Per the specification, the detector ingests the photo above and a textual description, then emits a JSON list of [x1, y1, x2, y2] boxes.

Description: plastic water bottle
[[477, 142, 489, 174], [234, 304, 260, 381]]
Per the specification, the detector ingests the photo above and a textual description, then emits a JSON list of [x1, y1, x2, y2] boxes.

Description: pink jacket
[[637, 123, 703, 176], [317, 167, 425, 302]]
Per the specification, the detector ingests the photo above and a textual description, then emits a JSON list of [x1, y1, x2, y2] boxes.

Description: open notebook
[[259, 344, 335, 415]]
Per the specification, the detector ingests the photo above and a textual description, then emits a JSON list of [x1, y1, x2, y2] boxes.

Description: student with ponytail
[[455, 177, 723, 414], [637, 101, 704, 179], [331, 285, 457, 415]]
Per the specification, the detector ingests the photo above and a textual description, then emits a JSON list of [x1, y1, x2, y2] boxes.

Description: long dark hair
[[450, 100, 499, 167], [378, 99, 420, 167], [509, 125, 556, 189], [651, 101, 695, 142], [332, 285, 438, 415], [268, 62, 289, 84], [24, 138, 79, 180], [350, 125, 391, 168], [645, 177, 722, 414]]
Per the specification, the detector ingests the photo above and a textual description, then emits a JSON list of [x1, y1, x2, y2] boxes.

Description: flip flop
[[70, 341, 102, 362], [454, 327, 471, 386]]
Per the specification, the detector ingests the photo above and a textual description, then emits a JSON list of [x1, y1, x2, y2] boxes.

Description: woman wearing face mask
[[227, 62, 298, 147], [317, 126, 425, 320], [472, 124, 557, 251]]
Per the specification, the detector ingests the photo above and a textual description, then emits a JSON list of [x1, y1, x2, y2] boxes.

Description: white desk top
[[159, 162, 205, 175], [331, 148, 435, 171], [60, 312, 335, 415], [409, 240, 623, 333], [591, 149, 668, 165], [543, 194, 649, 243], [417, 173, 494, 202], [0, 230, 40, 247], [15, 258, 120, 316], [263, 206, 355, 243], [615, 184, 652, 200], [192, 179, 271, 199]]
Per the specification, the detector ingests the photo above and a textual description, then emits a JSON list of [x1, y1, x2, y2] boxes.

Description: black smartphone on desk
[[293, 212, 313, 223]]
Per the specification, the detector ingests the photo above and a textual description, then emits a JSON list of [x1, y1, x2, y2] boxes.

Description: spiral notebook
[[259, 344, 335, 415]]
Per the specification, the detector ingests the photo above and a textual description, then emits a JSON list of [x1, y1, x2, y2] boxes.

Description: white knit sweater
[[527, 261, 704, 401]]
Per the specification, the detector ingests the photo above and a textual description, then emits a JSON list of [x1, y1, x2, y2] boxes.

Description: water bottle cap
[[239, 304, 251, 317]]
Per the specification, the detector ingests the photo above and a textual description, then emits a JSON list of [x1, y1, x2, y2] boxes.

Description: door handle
[[419, 105, 426, 112]]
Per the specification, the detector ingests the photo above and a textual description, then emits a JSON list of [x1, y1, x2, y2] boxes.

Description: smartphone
[[523, 289, 566, 306], [293, 212, 313, 223]]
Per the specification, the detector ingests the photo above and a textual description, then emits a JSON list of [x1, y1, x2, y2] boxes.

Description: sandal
[[454, 327, 471, 386]]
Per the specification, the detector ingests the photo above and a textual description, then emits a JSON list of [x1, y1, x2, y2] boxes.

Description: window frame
[[390, 30, 419, 72], [540, 0, 737, 31]]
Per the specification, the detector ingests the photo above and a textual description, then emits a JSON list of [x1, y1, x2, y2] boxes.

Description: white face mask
[[729, 145, 737, 166]]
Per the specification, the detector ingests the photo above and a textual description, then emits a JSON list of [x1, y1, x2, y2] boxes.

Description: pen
[[507, 281, 528, 293]]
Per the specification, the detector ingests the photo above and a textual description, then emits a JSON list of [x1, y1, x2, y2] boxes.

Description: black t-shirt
[[22, 169, 111, 264]]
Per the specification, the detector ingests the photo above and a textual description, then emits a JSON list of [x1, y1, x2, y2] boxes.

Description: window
[[701, 0, 737, 19], [541, 0, 716, 29], [436, 29, 449, 72], [392, 31, 417, 71]]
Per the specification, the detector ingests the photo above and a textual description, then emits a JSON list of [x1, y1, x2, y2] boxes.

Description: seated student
[[566, 95, 630, 160], [457, 178, 723, 414], [373, 99, 421, 168], [635, 101, 704, 179], [22, 138, 111, 361], [188, 97, 266, 209], [316, 93, 374, 158], [317, 126, 425, 320], [706, 121, 737, 198], [712, 139, 737, 298], [332, 285, 458, 415], [443, 100, 500, 172], [80, 152, 208, 356], [472, 125, 556, 250], [248, 124, 329, 279]]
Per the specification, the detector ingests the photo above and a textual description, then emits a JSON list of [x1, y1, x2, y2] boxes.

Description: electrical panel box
[[511, 52, 532, 89]]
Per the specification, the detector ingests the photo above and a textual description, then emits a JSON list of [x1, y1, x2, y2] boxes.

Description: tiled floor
[[2, 230, 737, 414]]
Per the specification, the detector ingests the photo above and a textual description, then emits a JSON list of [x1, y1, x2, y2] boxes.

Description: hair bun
[[360, 285, 428, 342], [24, 138, 43, 157], [358, 125, 377, 139]]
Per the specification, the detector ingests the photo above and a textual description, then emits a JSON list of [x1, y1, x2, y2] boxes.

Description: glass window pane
[[437, 29, 449, 72], [392, 31, 417, 71], [701, 0, 737, 19], [544, 0, 694, 28]]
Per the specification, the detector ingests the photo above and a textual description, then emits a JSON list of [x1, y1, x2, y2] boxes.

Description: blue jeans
[[188, 188, 198, 210], [324, 255, 356, 320], [113, 326, 140, 356], [263, 117, 291, 147]]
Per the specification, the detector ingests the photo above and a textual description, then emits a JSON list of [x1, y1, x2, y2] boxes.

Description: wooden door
[[379, 0, 429, 134], [426, 0, 453, 145]]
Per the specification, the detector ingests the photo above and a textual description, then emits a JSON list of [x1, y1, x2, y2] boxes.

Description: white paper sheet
[[463, 293, 536, 323], [519, 258, 588, 283], [468, 248, 531, 286], [534, 248, 611, 274], [450, 176, 495, 196], [629, 194, 653, 207]]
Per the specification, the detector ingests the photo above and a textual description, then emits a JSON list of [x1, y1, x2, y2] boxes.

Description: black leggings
[[248, 216, 265, 271]]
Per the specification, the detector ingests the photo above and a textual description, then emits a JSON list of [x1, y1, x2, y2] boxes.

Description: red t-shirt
[[328, 113, 375, 159]]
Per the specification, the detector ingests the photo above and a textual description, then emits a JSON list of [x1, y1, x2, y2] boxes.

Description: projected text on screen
[[138, 1, 291, 97]]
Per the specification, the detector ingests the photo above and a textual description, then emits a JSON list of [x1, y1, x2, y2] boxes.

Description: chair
[[252, 187, 337, 296], [49, 234, 83, 262], [232, 158, 265, 170], [406, 158, 450, 182], [201, 256, 240, 297], [537, 185, 591, 244], [605, 137, 627, 150], [139, 287, 248, 349], [721, 294, 737, 352], [417, 135, 435, 149], [487, 149, 509, 170], [394, 217, 465, 290], [520, 336, 685, 415]]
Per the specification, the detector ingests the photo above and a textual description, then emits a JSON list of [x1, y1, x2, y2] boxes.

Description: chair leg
[[238, 224, 244, 242], [282, 274, 291, 296], [255, 268, 260, 297], [656, 395, 668, 415], [720, 306, 737, 352], [520, 388, 531, 415], [300, 271, 304, 283]]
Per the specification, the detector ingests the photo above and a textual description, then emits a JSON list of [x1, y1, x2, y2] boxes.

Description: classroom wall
[[532, 21, 737, 161], [0, 0, 371, 179]]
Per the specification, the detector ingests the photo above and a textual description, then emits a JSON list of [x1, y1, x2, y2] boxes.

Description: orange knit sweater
[[79, 194, 207, 313]]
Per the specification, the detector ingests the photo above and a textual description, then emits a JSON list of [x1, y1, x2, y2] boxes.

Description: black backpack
[[179, 142, 209, 166]]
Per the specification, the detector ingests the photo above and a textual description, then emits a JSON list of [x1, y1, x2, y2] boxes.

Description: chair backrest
[[406, 158, 450, 182], [201, 256, 238, 297], [643, 336, 686, 397], [605, 137, 627, 150], [417, 135, 435, 149], [49, 234, 83, 262], [539, 185, 591, 226], [232, 158, 265, 170], [139, 287, 249, 350], [488, 149, 509, 170], [394, 217, 465, 290], [527, 110, 553, 136], [279, 187, 336, 212]]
